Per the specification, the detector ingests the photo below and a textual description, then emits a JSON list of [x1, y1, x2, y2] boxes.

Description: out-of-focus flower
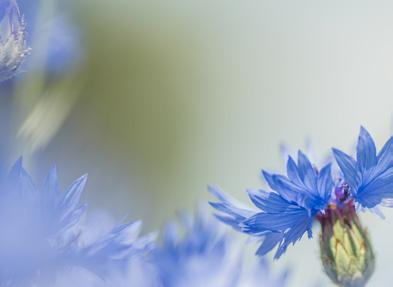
[[43, 16, 81, 73], [0, 0, 28, 82], [153, 211, 240, 287], [152, 210, 288, 287], [0, 0, 83, 161], [53, 215, 158, 287], [209, 126, 393, 286], [16, 0, 82, 74], [9, 0, 84, 158], [0, 159, 154, 286], [238, 259, 289, 287]]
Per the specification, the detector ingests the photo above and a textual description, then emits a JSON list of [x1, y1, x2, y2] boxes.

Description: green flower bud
[[319, 203, 375, 287]]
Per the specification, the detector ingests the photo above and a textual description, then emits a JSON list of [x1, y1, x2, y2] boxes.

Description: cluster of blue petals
[[333, 127, 393, 209], [0, 0, 293, 286], [0, 158, 288, 287], [151, 210, 288, 287], [0, 2, 290, 286], [14, 0, 81, 74], [210, 127, 393, 259], [0, 0, 80, 84], [0, 159, 154, 286]]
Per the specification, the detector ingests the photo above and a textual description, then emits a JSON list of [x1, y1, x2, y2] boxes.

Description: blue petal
[[286, 156, 302, 186], [274, 216, 312, 259], [0, 1, 9, 21], [8, 157, 24, 180], [332, 148, 361, 191], [262, 171, 304, 205], [271, 175, 319, 210], [263, 153, 331, 212], [256, 232, 284, 256], [317, 164, 333, 201], [59, 174, 88, 213], [44, 165, 59, 195], [208, 186, 254, 230], [377, 136, 393, 174], [241, 208, 310, 234], [247, 189, 295, 213], [357, 169, 393, 208], [357, 127, 377, 171], [297, 151, 317, 191]]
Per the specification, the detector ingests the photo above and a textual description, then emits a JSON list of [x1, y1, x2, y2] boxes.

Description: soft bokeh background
[[7, 0, 393, 286]]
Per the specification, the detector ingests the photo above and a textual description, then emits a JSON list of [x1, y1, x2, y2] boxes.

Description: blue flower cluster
[[0, 0, 80, 83], [0, 3, 291, 286], [0, 159, 155, 286], [3, 0, 388, 285], [151, 210, 288, 287], [210, 127, 393, 259], [0, 158, 288, 286]]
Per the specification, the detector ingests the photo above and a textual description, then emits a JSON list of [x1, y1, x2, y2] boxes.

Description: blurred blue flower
[[72, 219, 156, 280], [0, 0, 29, 82], [238, 258, 289, 287], [20, 0, 81, 74], [39, 15, 82, 73], [152, 210, 288, 287], [0, 159, 154, 286]]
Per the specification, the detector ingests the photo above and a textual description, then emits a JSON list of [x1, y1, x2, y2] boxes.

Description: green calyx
[[319, 207, 375, 287]]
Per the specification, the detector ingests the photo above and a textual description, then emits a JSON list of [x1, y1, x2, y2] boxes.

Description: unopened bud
[[318, 203, 375, 287]]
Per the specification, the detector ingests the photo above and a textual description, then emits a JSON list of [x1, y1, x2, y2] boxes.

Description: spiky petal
[[332, 127, 393, 208]]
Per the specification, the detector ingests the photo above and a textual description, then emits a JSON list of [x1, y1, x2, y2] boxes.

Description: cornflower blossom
[[152, 210, 288, 287], [0, 159, 154, 287], [0, 0, 28, 82], [210, 127, 393, 286]]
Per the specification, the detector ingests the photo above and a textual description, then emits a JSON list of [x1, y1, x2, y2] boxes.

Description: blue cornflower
[[0, 0, 29, 82], [210, 126, 393, 286], [152, 209, 288, 287], [0, 159, 154, 286], [209, 151, 333, 259]]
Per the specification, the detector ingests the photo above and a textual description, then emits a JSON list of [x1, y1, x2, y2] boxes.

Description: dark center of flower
[[335, 182, 350, 203], [316, 198, 356, 227]]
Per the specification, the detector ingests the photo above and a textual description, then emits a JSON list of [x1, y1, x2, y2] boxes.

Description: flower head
[[209, 151, 333, 259], [209, 126, 393, 285], [0, 0, 29, 81]]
